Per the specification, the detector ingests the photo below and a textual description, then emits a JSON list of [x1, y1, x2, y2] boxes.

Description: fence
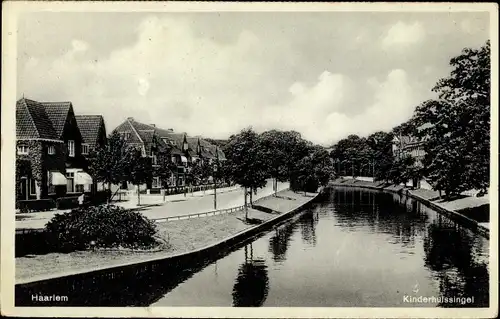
[[154, 188, 289, 222], [138, 183, 232, 196]]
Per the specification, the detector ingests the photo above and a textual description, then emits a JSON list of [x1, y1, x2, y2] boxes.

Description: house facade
[[113, 118, 226, 191], [75, 115, 107, 192], [392, 135, 426, 166], [15, 98, 96, 201]]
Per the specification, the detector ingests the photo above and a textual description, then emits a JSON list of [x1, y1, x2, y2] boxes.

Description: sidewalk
[[330, 177, 490, 224], [16, 180, 289, 230]]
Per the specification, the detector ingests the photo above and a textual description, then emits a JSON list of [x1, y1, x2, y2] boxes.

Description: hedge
[[56, 196, 80, 210], [16, 199, 56, 213]]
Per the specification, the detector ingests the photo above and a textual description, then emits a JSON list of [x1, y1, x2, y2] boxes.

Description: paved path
[[16, 180, 289, 230]]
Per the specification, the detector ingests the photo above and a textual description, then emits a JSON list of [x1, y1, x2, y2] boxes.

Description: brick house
[[75, 115, 107, 192], [16, 99, 67, 200], [113, 117, 226, 190], [15, 98, 96, 200]]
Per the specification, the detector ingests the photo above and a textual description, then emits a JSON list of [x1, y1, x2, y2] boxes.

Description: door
[[19, 178, 28, 200], [66, 172, 75, 193]]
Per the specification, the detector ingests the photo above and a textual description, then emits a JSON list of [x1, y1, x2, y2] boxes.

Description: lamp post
[[213, 147, 219, 210]]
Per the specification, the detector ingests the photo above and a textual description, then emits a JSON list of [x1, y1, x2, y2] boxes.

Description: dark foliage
[[45, 205, 158, 251]]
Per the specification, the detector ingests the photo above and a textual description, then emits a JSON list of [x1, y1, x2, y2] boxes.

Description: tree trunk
[[244, 187, 248, 220], [274, 178, 278, 197], [137, 184, 141, 206], [163, 187, 166, 202], [249, 189, 253, 207], [107, 182, 112, 204]]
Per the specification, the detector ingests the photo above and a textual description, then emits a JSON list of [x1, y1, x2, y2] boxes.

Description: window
[[76, 185, 84, 193], [29, 179, 37, 195], [120, 132, 131, 140], [68, 140, 75, 157], [17, 145, 29, 155], [152, 177, 161, 188], [82, 144, 89, 155], [152, 154, 158, 165], [48, 145, 55, 155]]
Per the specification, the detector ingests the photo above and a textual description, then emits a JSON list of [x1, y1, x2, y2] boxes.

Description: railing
[[154, 188, 289, 222]]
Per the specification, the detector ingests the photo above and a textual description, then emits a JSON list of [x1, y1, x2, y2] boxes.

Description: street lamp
[[213, 147, 219, 210]]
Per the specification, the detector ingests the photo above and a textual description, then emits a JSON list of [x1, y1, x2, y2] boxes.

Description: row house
[[392, 123, 431, 166], [392, 135, 426, 166], [75, 115, 108, 191], [113, 118, 226, 191], [15, 98, 106, 201]]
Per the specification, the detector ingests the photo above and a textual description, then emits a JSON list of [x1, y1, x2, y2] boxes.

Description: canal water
[[16, 187, 490, 307], [151, 187, 490, 307]]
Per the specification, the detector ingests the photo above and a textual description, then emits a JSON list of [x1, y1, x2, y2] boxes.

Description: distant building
[[392, 124, 431, 166], [113, 118, 225, 190], [392, 135, 426, 166]]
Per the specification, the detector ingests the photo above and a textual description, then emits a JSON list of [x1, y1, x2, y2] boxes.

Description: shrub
[[16, 199, 56, 213], [56, 196, 80, 210], [45, 205, 158, 251]]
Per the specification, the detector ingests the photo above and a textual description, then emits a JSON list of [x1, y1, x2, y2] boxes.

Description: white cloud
[[259, 69, 416, 145], [382, 21, 425, 50], [20, 16, 422, 146]]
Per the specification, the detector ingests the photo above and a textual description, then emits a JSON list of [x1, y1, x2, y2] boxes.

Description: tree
[[413, 40, 490, 196], [330, 134, 371, 178], [366, 131, 395, 182], [260, 130, 289, 196], [310, 146, 335, 187], [154, 148, 176, 201], [127, 148, 152, 206], [290, 155, 318, 195], [224, 128, 268, 220], [87, 131, 133, 203], [388, 154, 417, 186]]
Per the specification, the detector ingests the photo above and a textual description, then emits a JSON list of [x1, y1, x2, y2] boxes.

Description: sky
[[17, 11, 490, 146]]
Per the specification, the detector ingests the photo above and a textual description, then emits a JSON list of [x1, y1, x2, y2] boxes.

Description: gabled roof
[[113, 119, 143, 144], [75, 115, 105, 145], [115, 118, 226, 159], [16, 98, 59, 140], [41, 102, 73, 138]]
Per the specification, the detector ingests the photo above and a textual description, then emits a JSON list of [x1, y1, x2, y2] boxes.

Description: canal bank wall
[[16, 189, 321, 302], [328, 179, 490, 239]]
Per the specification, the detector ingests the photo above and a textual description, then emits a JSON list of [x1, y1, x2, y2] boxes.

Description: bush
[[45, 205, 158, 251], [16, 199, 56, 213], [56, 196, 80, 210]]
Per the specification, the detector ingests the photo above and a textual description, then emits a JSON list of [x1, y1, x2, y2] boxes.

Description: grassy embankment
[[16, 190, 314, 283]]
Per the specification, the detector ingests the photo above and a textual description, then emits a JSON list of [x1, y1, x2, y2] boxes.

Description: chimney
[[150, 124, 156, 127], [127, 117, 134, 121], [168, 128, 174, 132]]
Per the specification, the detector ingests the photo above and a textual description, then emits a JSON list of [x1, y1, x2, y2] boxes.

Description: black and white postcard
[[1, 1, 498, 318]]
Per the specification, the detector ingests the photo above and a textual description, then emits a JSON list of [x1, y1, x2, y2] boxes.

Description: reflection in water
[[17, 187, 490, 307], [423, 215, 489, 307], [268, 220, 298, 262], [232, 244, 269, 307], [299, 210, 318, 247], [332, 189, 428, 249]]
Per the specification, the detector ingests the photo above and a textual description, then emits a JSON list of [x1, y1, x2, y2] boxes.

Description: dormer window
[[48, 145, 55, 155], [17, 145, 29, 155], [120, 132, 131, 141]]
